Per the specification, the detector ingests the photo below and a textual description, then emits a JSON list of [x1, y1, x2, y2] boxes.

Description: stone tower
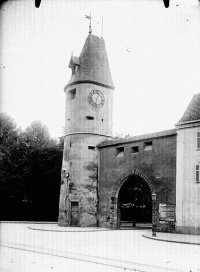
[[58, 30, 114, 227]]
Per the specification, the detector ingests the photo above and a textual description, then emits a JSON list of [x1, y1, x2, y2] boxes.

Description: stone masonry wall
[[98, 133, 177, 231]]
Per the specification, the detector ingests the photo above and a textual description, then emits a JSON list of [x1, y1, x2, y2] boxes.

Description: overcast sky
[[1, 0, 200, 138]]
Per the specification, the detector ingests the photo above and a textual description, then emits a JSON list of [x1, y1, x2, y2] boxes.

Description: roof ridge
[[176, 93, 200, 126], [99, 128, 176, 147]]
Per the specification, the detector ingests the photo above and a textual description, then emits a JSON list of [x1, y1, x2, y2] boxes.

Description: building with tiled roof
[[58, 26, 200, 235]]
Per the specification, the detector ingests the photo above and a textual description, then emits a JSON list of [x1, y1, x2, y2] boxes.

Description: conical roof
[[176, 93, 200, 126], [66, 34, 114, 89]]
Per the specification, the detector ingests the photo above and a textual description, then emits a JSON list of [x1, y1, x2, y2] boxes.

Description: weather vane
[[85, 11, 92, 34], [85, 12, 104, 38]]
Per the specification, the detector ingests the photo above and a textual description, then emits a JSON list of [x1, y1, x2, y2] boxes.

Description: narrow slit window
[[196, 164, 200, 182], [88, 146, 95, 150], [86, 116, 94, 120], [116, 147, 124, 157], [68, 89, 76, 100], [144, 141, 153, 151], [131, 146, 139, 154], [197, 132, 200, 149]]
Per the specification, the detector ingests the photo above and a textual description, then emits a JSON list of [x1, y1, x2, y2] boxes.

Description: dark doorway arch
[[117, 175, 152, 229]]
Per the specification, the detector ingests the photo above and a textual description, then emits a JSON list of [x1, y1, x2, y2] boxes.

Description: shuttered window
[[196, 164, 200, 183], [197, 132, 200, 149]]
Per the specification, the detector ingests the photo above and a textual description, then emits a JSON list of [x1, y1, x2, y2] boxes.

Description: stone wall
[[98, 132, 177, 231]]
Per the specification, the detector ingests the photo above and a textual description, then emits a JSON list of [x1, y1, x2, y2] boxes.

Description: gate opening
[[118, 175, 152, 229]]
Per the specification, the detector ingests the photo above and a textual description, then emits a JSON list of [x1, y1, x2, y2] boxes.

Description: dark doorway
[[118, 175, 152, 229], [70, 201, 79, 226]]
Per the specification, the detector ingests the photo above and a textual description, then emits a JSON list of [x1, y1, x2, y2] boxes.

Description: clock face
[[89, 90, 105, 108]]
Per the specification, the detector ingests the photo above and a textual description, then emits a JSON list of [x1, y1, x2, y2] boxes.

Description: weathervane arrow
[[85, 12, 92, 33]]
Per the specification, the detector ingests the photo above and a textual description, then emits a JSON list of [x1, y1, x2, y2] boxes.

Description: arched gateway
[[109, 170, 155, 229]]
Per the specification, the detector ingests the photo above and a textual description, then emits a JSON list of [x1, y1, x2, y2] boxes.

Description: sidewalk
[[2, 221, 200, 245], [142, 231, 200, 246], [27, 223, 200, 245]]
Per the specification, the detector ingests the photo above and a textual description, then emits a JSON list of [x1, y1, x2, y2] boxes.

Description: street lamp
[[152, 192, 157, 237]]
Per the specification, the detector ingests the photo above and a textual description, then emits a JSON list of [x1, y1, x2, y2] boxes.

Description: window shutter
[[197, 132, 200, 149], [196, 164, 200, 183]]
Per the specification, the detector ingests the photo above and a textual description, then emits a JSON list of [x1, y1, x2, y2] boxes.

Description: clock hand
[[96, 94, 99, 104]]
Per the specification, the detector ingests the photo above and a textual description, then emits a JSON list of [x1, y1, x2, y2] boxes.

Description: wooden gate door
[[70, 201, 79, 226]]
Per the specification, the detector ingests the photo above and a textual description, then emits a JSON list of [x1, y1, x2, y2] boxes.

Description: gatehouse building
[[58, 28, 200, 235]]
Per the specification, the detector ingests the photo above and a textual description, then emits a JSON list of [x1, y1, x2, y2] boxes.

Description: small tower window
[[88, 146, 95, 150], [68, 89, 76, 100], [197, 132, 200, 149], [144, 141, 153, 151], [86, 116, 94, 120], [116, 147, 124, 157], [131, 146, 139, 154]]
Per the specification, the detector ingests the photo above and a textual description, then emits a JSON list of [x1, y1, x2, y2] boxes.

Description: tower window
[[144, 141, 152, 151], [195, 164, 200, 182], [131, 146, 139, 154], [68, 89, 76, 100], [72, 65, 78, 76], [116, 147, 124, 157], [86, 116, 94, 120], [197, 132, 200, 149], [102, 119, 104, 122], [88, 146, 95, 150]]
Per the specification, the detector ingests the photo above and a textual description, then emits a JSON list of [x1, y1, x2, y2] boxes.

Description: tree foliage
[[0, 113, 63, 221]]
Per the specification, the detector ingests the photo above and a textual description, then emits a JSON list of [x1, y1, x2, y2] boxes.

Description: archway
[[117, 174, 152, 229]]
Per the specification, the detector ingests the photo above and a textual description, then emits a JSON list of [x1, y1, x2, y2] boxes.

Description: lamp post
[[152, 192, 157, 237]]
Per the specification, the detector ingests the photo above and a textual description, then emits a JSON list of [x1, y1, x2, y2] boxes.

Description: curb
[[27, 226, 110, 233], [142, 234, 200, 246]]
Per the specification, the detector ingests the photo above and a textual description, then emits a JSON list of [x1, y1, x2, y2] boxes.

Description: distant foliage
[[0, 113, 63, 221]]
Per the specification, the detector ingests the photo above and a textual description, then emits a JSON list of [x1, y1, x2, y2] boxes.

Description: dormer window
[[68, 55, 80, 76], [72, 65, 79, 76], [72, 66, 76, 76]]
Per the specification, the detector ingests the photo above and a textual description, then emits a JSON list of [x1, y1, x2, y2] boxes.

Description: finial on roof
[[101, 15, 103, 38], [85, 11, 92, 34]]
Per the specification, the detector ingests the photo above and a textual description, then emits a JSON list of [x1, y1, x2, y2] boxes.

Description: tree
[[0, 113, 26, 219], [23, 120, 55, 148], [0, 114, 63, 221]]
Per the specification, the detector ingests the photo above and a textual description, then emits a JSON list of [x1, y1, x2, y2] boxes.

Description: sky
[[1, 0, 200, 138]]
